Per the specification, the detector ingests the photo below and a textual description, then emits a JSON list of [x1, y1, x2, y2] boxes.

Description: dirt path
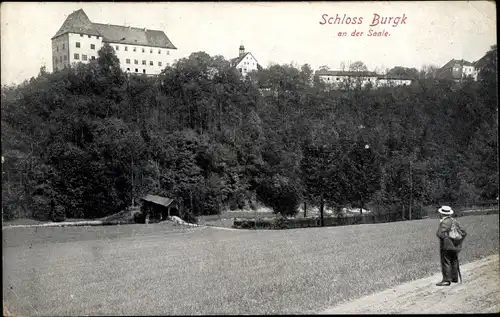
[[321, 254, 500, 314]]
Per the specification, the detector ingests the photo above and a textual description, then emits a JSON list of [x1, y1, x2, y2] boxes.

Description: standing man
[[435, 206, 467, 286]]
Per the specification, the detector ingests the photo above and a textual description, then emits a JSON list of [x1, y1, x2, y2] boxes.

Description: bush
[[31, 195, 52, 221], [411, 203, 426, 219], [257, 175, 301, 217], [133, 211, 145, 223], [272, 215, 290, 229], [51, 204, 66, 222]]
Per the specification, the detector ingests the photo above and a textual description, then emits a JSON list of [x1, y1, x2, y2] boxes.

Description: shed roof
[[141, 194, 175, 207]]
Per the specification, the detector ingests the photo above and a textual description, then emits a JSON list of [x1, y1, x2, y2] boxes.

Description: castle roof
[[52, 9, 176, 49]]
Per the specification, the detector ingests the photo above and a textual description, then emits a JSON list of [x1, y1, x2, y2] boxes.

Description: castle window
[[134, 59, 138, 65], [133, 47, 136, 52], [56, 46, 59, 52], [125, 46, 128, 51], [62, 44, 65, 49], [150, 49, 153, 54], [88, 35, 91, 38], [143, 69, 146, 74], [127, 68, 130, 71], [149, 61, 153, 66], [158, 61, 162, 66], [91, 56, 95, 60], [59, 56, 62, 62], [76, 42, 80, 48], [142, 60, 146, 65], [80, 34, 83, 37], [96, 36, 100, 40], [115, 46, 119, 51], [74, 53, 80, 60], [90, 44, 95, 50], [126, 58, 130, 64], [82, 54, 87, 61], [135, 68, 138, 73], [158, 49, 161, 54], [142, 48, 145, 53], [63, 55, 67, 61], [166, 50, 170, 55]]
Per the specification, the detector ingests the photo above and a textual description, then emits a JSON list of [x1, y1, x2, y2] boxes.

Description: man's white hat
[[438, 205, 454, 215]]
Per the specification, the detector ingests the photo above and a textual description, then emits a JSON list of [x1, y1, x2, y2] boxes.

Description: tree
[[477, 44, 497, 82], [340, 62, 347, 71], [318, 65, 330, 72], [349, 61, 368, 72], [419, 64, 440, 79], [256, 174, 301, 217], [387, 66, 419, 79]]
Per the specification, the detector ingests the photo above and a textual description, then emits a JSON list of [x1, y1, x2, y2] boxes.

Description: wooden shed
[[140, 194, 180, 224]]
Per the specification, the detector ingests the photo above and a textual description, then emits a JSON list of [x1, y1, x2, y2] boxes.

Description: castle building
[[51, 9, 177, 75]]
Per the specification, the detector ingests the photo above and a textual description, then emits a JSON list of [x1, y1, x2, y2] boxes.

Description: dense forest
[[1, 44, 498, 222]]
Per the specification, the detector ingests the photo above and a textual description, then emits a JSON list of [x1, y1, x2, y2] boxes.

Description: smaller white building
[[316, 70, 413, 89], [230, 45, 260, 77], [437, 59, 478, 81]]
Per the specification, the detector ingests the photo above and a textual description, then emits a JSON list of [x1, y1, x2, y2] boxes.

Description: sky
[[1, 1, 497, 86]]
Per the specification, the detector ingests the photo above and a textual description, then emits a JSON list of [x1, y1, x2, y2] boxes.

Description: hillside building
[[51, 9, 177, 75], [437, 59, 478, 81], [315, 70, 412, 89], [230, 44, 260, 77]]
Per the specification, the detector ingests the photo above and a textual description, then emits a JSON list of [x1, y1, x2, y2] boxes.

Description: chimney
[[239, 44, 245, 57]]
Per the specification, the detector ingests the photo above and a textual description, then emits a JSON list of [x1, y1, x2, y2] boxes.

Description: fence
[[233, 212, 404, 230]]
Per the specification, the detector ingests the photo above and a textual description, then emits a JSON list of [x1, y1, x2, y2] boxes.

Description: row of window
[[115, 45, 170, 55], [56, 42, 95, 52], [75, 42, 96, 50], [74, 54, 96, 61], [56, 53, 169, 68], [124, 58, 165, 67], [81, 34, 100, 40], [57, 42, 171, 56], [127, 68, 148, 74], [54, 55, 68, 63], [54, 54, 96, 64]]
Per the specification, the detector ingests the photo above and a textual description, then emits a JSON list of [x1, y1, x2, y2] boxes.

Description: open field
[[2, 214, 499, 315]]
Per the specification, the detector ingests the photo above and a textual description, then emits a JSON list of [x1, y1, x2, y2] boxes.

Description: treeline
[[1, 44, 497, 221]]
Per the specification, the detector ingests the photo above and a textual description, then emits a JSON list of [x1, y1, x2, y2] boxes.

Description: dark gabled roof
[[230, 53, 247, 67], [93, 23, 177, 49], [141, 194, 175, 207], [51, 9, 99, 39], [230, 52, 260, 68], [52, 9, 177, 49], [315, 70, 379, 77], [440, 59, 475, 70]]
